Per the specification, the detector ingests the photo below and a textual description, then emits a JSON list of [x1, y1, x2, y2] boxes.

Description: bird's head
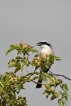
[[37, 40, 53, 49]]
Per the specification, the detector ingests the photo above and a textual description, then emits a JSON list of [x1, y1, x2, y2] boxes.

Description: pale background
[[0, 0, 71, 106]]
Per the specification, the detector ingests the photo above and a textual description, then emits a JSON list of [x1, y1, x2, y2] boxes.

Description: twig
[[49, 70, 71, 81], [25, 73, 33, 77], [24, 71, 71, 81], [23, 71, 71, 86], [32, 80, 38, 84]]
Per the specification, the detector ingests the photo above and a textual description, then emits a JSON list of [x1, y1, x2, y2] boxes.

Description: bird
[[36, 40, 54, 88]]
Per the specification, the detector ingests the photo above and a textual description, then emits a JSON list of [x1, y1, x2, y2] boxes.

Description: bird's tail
[[36, 69, 50, 88], [36, 79, 42, 88]]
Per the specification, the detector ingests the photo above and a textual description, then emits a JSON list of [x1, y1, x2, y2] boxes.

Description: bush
[[0, 42, 69, 106]]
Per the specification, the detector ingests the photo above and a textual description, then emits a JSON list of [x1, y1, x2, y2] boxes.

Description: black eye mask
[[37, 41, 53, 49]]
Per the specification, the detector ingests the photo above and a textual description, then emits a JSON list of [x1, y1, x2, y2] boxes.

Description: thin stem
[[49, 70, 71, 81]]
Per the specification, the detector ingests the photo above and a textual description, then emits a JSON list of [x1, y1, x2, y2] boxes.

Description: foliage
[[0, 42, 69, 106]]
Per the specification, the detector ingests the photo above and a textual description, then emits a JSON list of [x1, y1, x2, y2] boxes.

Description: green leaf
[[14, 66, 21, 73], [8, 63, 21, 68], [58, 99, 64, 106], [0, 86, 3, 94], [45, 93, 49, 98], [10, 91, 15, 96], [42, 72, 55, 82], [6, 47, 15, 56], [54, 56, 62, 61], [62, 93, 69, 101], [46, 94, 49, 98], [17, 84, 24, 93], [60, 84, 69, 92], [50, 95, 57, 100], [17, 49, 23, 55], [29, 48, 38, 53], [61, 99, 66, 105], [55, 80, 62, 87], [34, 66, 39, 71], [15, 56, 22, 59], [34, 54, 39, 57], [6, 44, 18, 55], [8, 63, 16, 68], [40, 73, 47, 82], [63, 84, 69, 90], [10, 44, 18, 48], [23, 97, 27, 101], [43, 90, 51, 98]]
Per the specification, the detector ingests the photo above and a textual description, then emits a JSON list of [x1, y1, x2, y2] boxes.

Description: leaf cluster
[[0, 42, 69, 106], [0, 72, 27, 106]]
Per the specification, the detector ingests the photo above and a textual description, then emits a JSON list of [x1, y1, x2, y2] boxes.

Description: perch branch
[[49, 70, 71, 81]]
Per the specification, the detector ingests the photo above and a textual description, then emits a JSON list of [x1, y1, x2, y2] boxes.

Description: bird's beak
[[37, 42, 41, 46]]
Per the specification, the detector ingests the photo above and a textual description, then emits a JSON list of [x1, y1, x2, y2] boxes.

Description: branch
[[49, 70, 71, 81], [25, 71, 71, 81], [24, 73, 42, 85], [23, 71, 71, 86], [25, 73, 33, 77]]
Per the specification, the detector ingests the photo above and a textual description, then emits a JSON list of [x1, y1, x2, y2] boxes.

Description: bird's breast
[[40, 48, 54, 58]]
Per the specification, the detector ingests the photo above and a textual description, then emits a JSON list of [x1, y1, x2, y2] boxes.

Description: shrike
[[36, 40, 54, 88]]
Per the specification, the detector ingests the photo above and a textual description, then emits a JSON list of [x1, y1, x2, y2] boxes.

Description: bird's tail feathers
[[44, 68, 49, 73], [36, 79, 42, 88], [36, 69, 50, 88]]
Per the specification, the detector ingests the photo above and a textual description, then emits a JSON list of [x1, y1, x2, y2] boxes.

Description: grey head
[[37, 40, 53, 49]]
